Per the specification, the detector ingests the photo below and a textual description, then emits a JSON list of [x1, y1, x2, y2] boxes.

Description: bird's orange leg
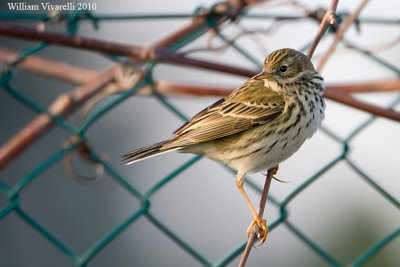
[[236, 171, 268, 244]]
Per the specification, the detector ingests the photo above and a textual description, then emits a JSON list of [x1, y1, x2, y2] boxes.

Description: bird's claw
[[247, 216, 268, 245]]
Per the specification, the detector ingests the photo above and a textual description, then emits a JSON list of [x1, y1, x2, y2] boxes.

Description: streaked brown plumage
[[122, 48, 325, 244]]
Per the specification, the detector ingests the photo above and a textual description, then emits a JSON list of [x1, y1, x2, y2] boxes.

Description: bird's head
[[254, 48, 318, 94]]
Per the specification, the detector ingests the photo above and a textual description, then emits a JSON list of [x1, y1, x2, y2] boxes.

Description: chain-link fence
[[0, 0, 399, 266]]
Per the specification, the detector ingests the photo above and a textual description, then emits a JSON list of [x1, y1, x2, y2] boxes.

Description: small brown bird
[[122, 48, 325, 244]]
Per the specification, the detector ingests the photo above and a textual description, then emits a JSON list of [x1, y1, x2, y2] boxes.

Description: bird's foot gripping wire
[[247, 215, 268, 245]]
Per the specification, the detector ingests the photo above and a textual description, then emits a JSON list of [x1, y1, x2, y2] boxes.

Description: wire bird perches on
[[238, 168, 274, 267]]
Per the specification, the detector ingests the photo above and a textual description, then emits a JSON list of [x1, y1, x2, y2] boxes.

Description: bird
[[121, 48, 325, 244]]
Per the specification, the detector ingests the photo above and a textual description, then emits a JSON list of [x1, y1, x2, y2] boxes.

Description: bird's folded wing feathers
[[162, 97, 284, 149]]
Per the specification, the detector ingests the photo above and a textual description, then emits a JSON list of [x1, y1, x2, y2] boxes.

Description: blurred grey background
[[0, 0, 399, 266]]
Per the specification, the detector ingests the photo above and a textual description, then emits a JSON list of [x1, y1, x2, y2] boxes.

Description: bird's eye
[[279, 65, 288, 72]]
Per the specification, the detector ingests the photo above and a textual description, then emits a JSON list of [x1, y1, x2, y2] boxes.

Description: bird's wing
[[163, 80, 285, 149]]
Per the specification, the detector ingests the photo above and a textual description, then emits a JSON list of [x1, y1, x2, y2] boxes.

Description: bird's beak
[[252, 71, 272, 80]]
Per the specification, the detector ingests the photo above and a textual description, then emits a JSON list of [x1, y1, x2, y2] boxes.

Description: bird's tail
[[121, 140, 179, 165]]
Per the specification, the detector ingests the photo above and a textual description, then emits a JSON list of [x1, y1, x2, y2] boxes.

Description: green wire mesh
[[0, 3, 399, 267]]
